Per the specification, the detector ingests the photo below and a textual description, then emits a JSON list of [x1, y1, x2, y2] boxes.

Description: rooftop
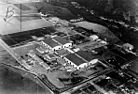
[[76, 51, 95, 62], [43, 38, 59, 48], [65, 53, 86, 66], [56, 49, 69, 56], [53, 36, 70, 45]]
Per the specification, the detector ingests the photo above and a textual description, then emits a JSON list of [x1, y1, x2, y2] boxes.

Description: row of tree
[[73, 0, 136, 25]]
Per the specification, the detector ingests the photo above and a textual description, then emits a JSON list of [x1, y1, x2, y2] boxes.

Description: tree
[[74, 0, 136, 24]]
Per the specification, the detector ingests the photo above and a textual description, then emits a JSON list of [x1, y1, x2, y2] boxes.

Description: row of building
[[34, 35, 100, 70], [63, 50, 99, 69], [40, 36, 72, 51]]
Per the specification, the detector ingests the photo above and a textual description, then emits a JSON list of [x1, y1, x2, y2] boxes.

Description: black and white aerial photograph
[[0, 0, 137, 94]]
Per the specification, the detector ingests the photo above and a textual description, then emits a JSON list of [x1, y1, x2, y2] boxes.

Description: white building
[[63, 53, 87, 69], [36, 47, 45, 54], [53, 36, 72, 48], [41, 38, 62, 51]]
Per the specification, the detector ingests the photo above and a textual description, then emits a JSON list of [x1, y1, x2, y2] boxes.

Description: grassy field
[[0, 66, 49, 94], [35, 2, 77, 20], [0, 45, 51, 94]]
